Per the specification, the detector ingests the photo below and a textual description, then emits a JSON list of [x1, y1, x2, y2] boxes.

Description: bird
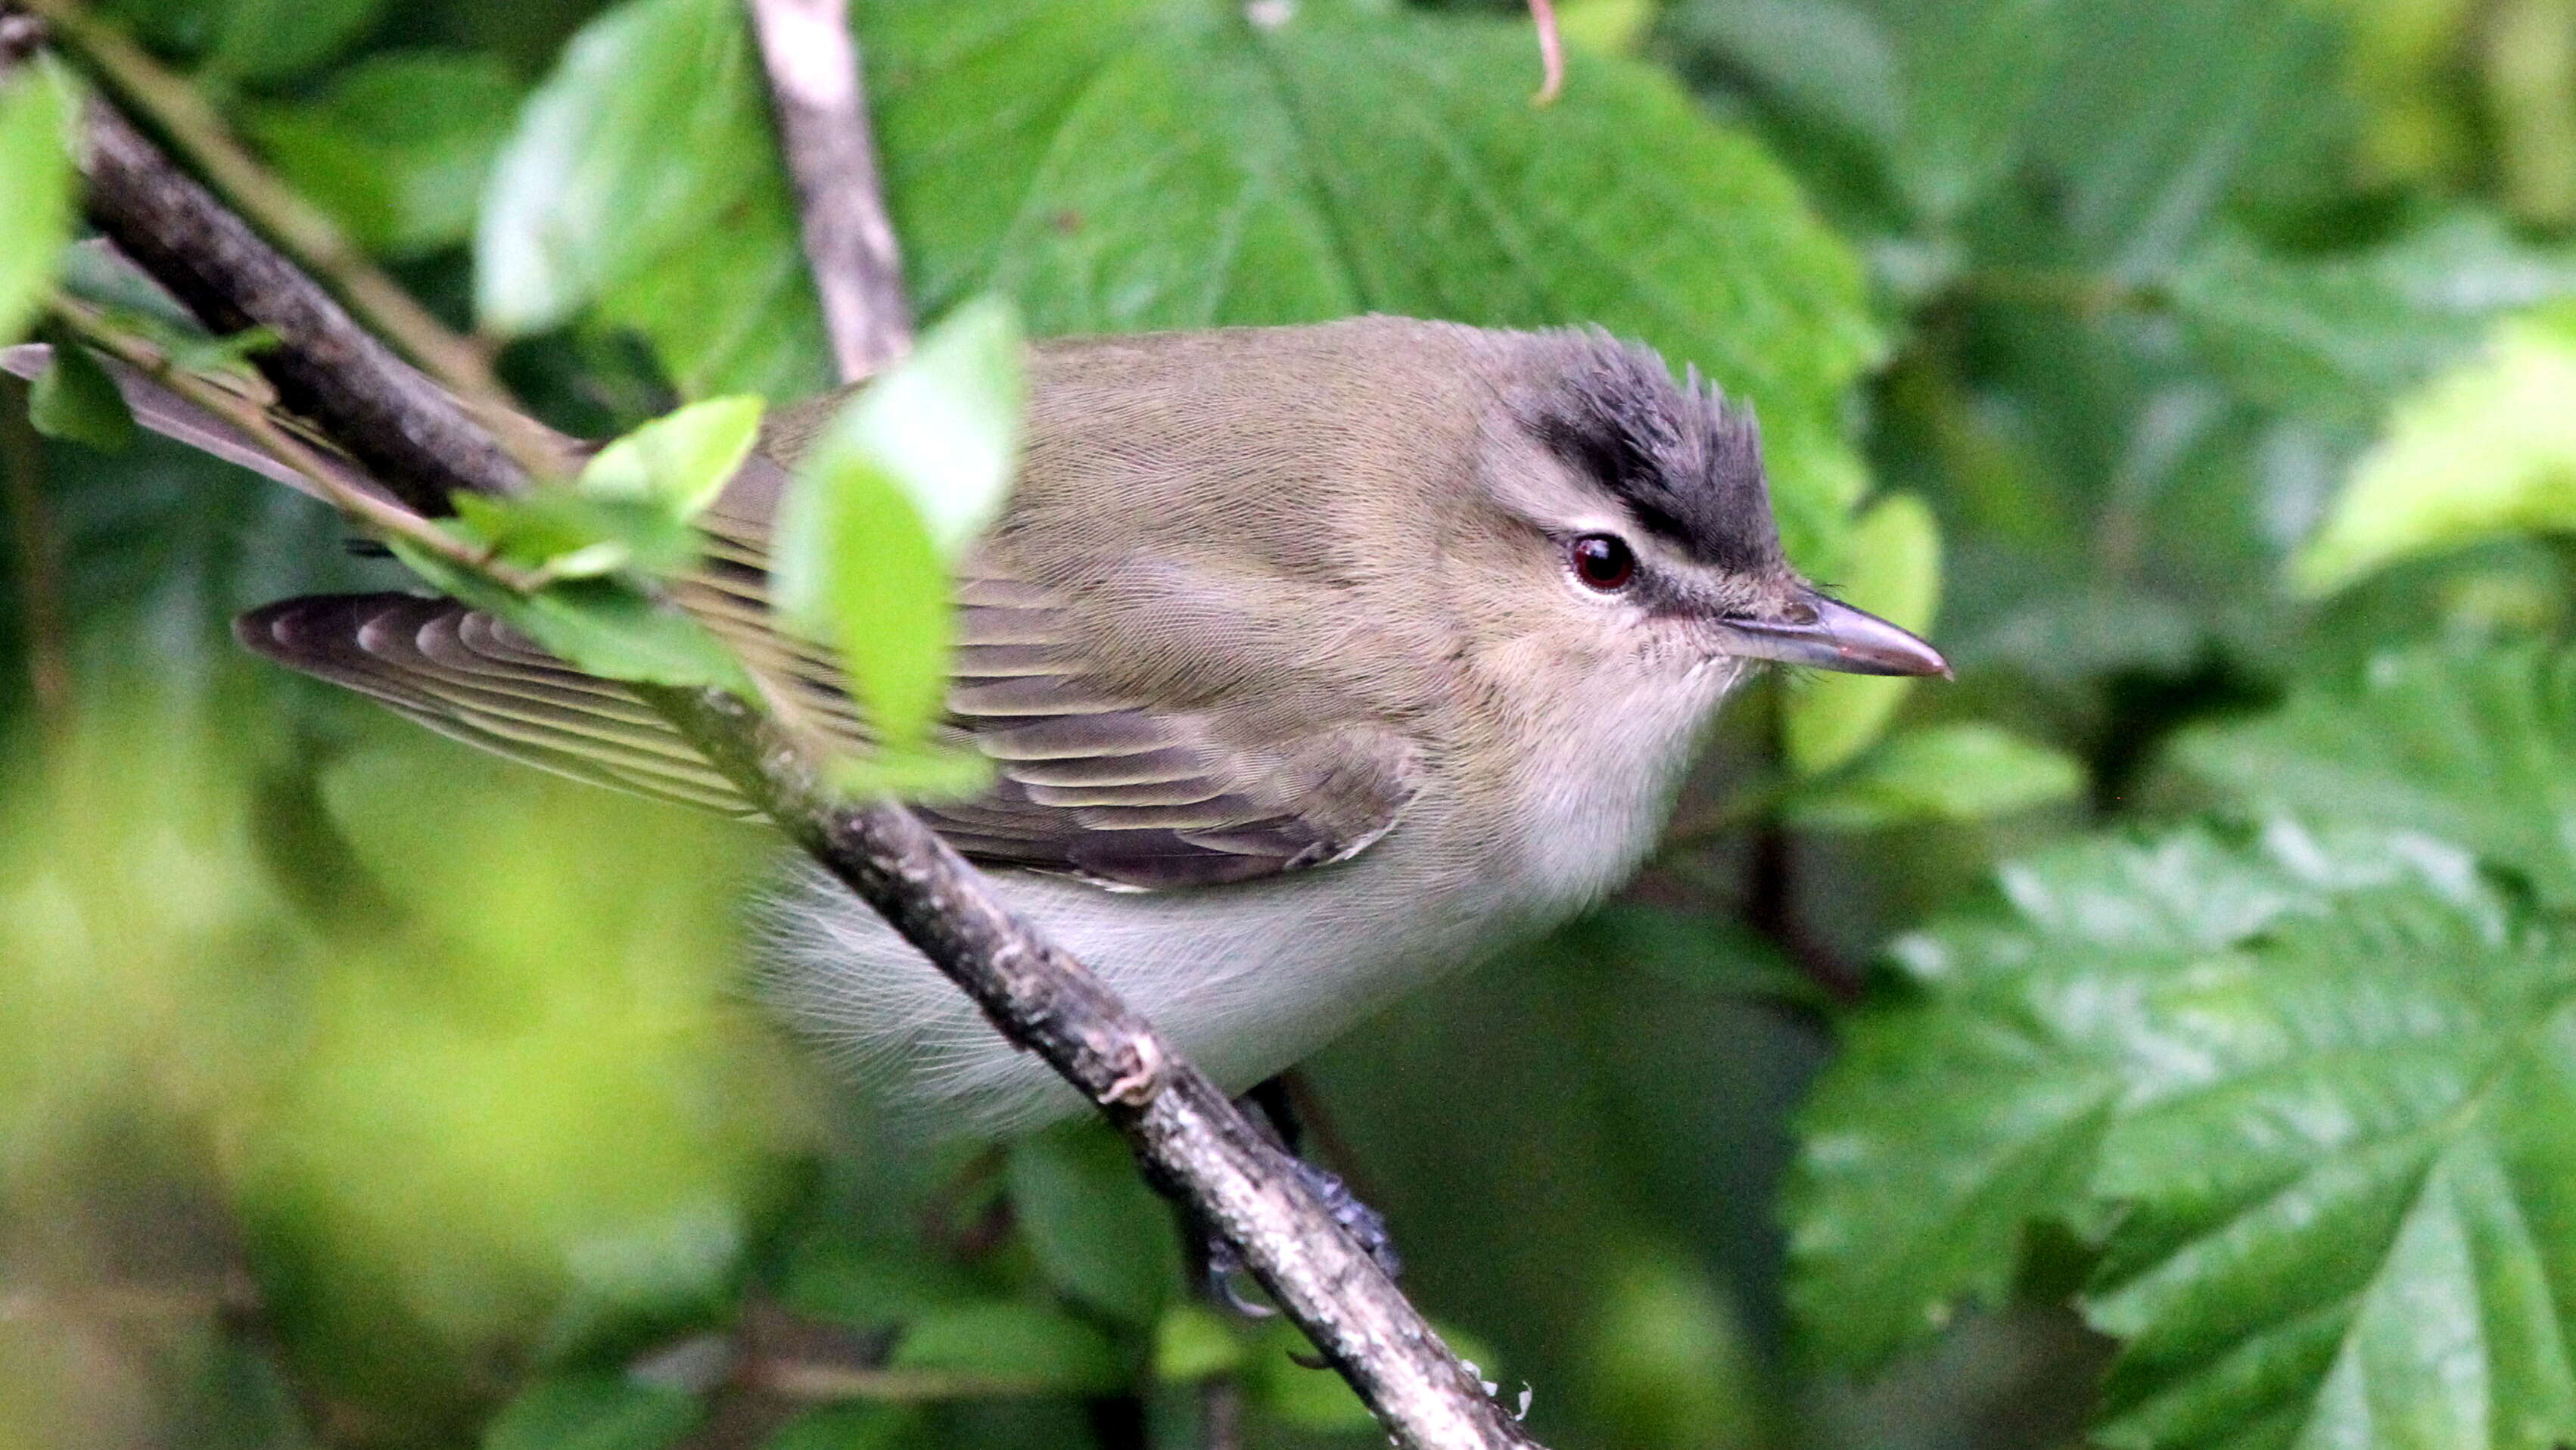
[[183, 316, 1945, 1131]]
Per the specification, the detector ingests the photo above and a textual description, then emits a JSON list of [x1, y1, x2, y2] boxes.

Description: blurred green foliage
[[11, 0, 2576, 1447]]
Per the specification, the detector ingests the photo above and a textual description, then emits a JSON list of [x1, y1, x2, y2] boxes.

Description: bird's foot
[[1200, 1077, 1402, 1315]]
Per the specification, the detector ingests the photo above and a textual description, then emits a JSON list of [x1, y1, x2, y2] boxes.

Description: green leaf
[[1006, 1121, 1184, 1328], [1787, 820, 2509, 1378], [484, 0, 1878, 568], [578, 395, 765, 519], [28, 341, 137, 453], [778, 1233, 983, 1333], [2173, 642, 2576, 910], [201, 0, 388, 83], [483, 1373, 703, 1450], [1248, 1318, 1377, 1432], [1671, 0, 2074, 228], [1782, 723, 2083, 831], [246, 51, 521, 257], [2085, 893, 2576, 1450], [887, 1302, 1125, 1393], [389, 540, 753, 694], [762, 1405, 925, 1450], [2291, 309, 2576, 595], [449, 490, 698, 580], [1783, 492, 1942, 775], [773, 298, 1025, 751], [0, 58, 79, 348], [475, 0, 829, 397], [2168, 216, 2576, 423]]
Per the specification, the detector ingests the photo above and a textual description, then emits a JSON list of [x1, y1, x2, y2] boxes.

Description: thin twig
[[0, 372, 71, 738], [17, 0, 572, 481], [1526, 0, 1563, 105], [48, 300, 545, 593], [743, 0, 911, 380]]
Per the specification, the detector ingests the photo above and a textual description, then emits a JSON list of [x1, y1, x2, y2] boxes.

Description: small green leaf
[[823, 745, 994, 804], [449, 490, 696, 580], [1783, 493, 1943, 776], [1782, 723, 2084, 831], [579, 396, 765, 519], [390, 540, 752, 694], [773, 298, 1025, 752], [1007, 1121, 1184, 1328], [0, 59, 79, 347], [483, 1373, 702, 1450], [887, 1302, 1125, 1394], [2291, 309, 2576, 596], [28, 341, 137, 453]]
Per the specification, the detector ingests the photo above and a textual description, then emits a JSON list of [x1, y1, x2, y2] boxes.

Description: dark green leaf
[[246, 51, 521, 257], [1782, 723, 2084, 831], [389, 540, 753, 694], [773, 297, 1025, 753], [778, 1234, 983, 1332], [762, 1405, 925, 1450], [1788, 820, 2502, 1371], [0, 58, 79, 347], [482, 1373, 703, 1450], [201, 0, 387, 82], [1670, 0, 2072, 227], [2173, 642, 2576, 910], [1006, 1121, 1184, 1328], [887, 1302, 1125, 1393], [475, 0, 829, 397], [28, 340, 138, 453]]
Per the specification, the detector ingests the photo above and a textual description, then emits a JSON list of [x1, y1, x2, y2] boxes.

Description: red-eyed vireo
[[224, 318, 1946, 1130]]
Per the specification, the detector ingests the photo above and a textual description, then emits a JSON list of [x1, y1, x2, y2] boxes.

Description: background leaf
[[1005, 1122, 1184, 1329], [1784, 722, 2083, 831], [2173, 643, 2576, 910], [1784, 490, 1943, 774], [247, 52, 522, 257], [2291, 310, 2576, 595]]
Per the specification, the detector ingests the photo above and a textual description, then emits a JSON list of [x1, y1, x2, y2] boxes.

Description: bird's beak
[[1714, 587, 1950, 677]]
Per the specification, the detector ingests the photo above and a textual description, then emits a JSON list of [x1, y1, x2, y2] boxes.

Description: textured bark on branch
[[5, 7, 1542, 1446]]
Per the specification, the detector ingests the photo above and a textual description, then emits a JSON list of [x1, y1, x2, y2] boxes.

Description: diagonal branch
[[3, 10, 1540, 1448]]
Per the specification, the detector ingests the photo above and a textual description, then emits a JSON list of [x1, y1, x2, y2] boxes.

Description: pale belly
[[753, 822, 1564, 1135]]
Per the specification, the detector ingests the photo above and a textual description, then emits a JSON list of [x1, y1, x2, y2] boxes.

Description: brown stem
[[1526, 0, 1564, 105], [742, 0, 912, 381], [0, 373, 70, 739]]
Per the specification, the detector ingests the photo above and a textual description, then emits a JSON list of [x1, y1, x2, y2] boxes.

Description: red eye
[[1570, 534, 1636, 592]]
